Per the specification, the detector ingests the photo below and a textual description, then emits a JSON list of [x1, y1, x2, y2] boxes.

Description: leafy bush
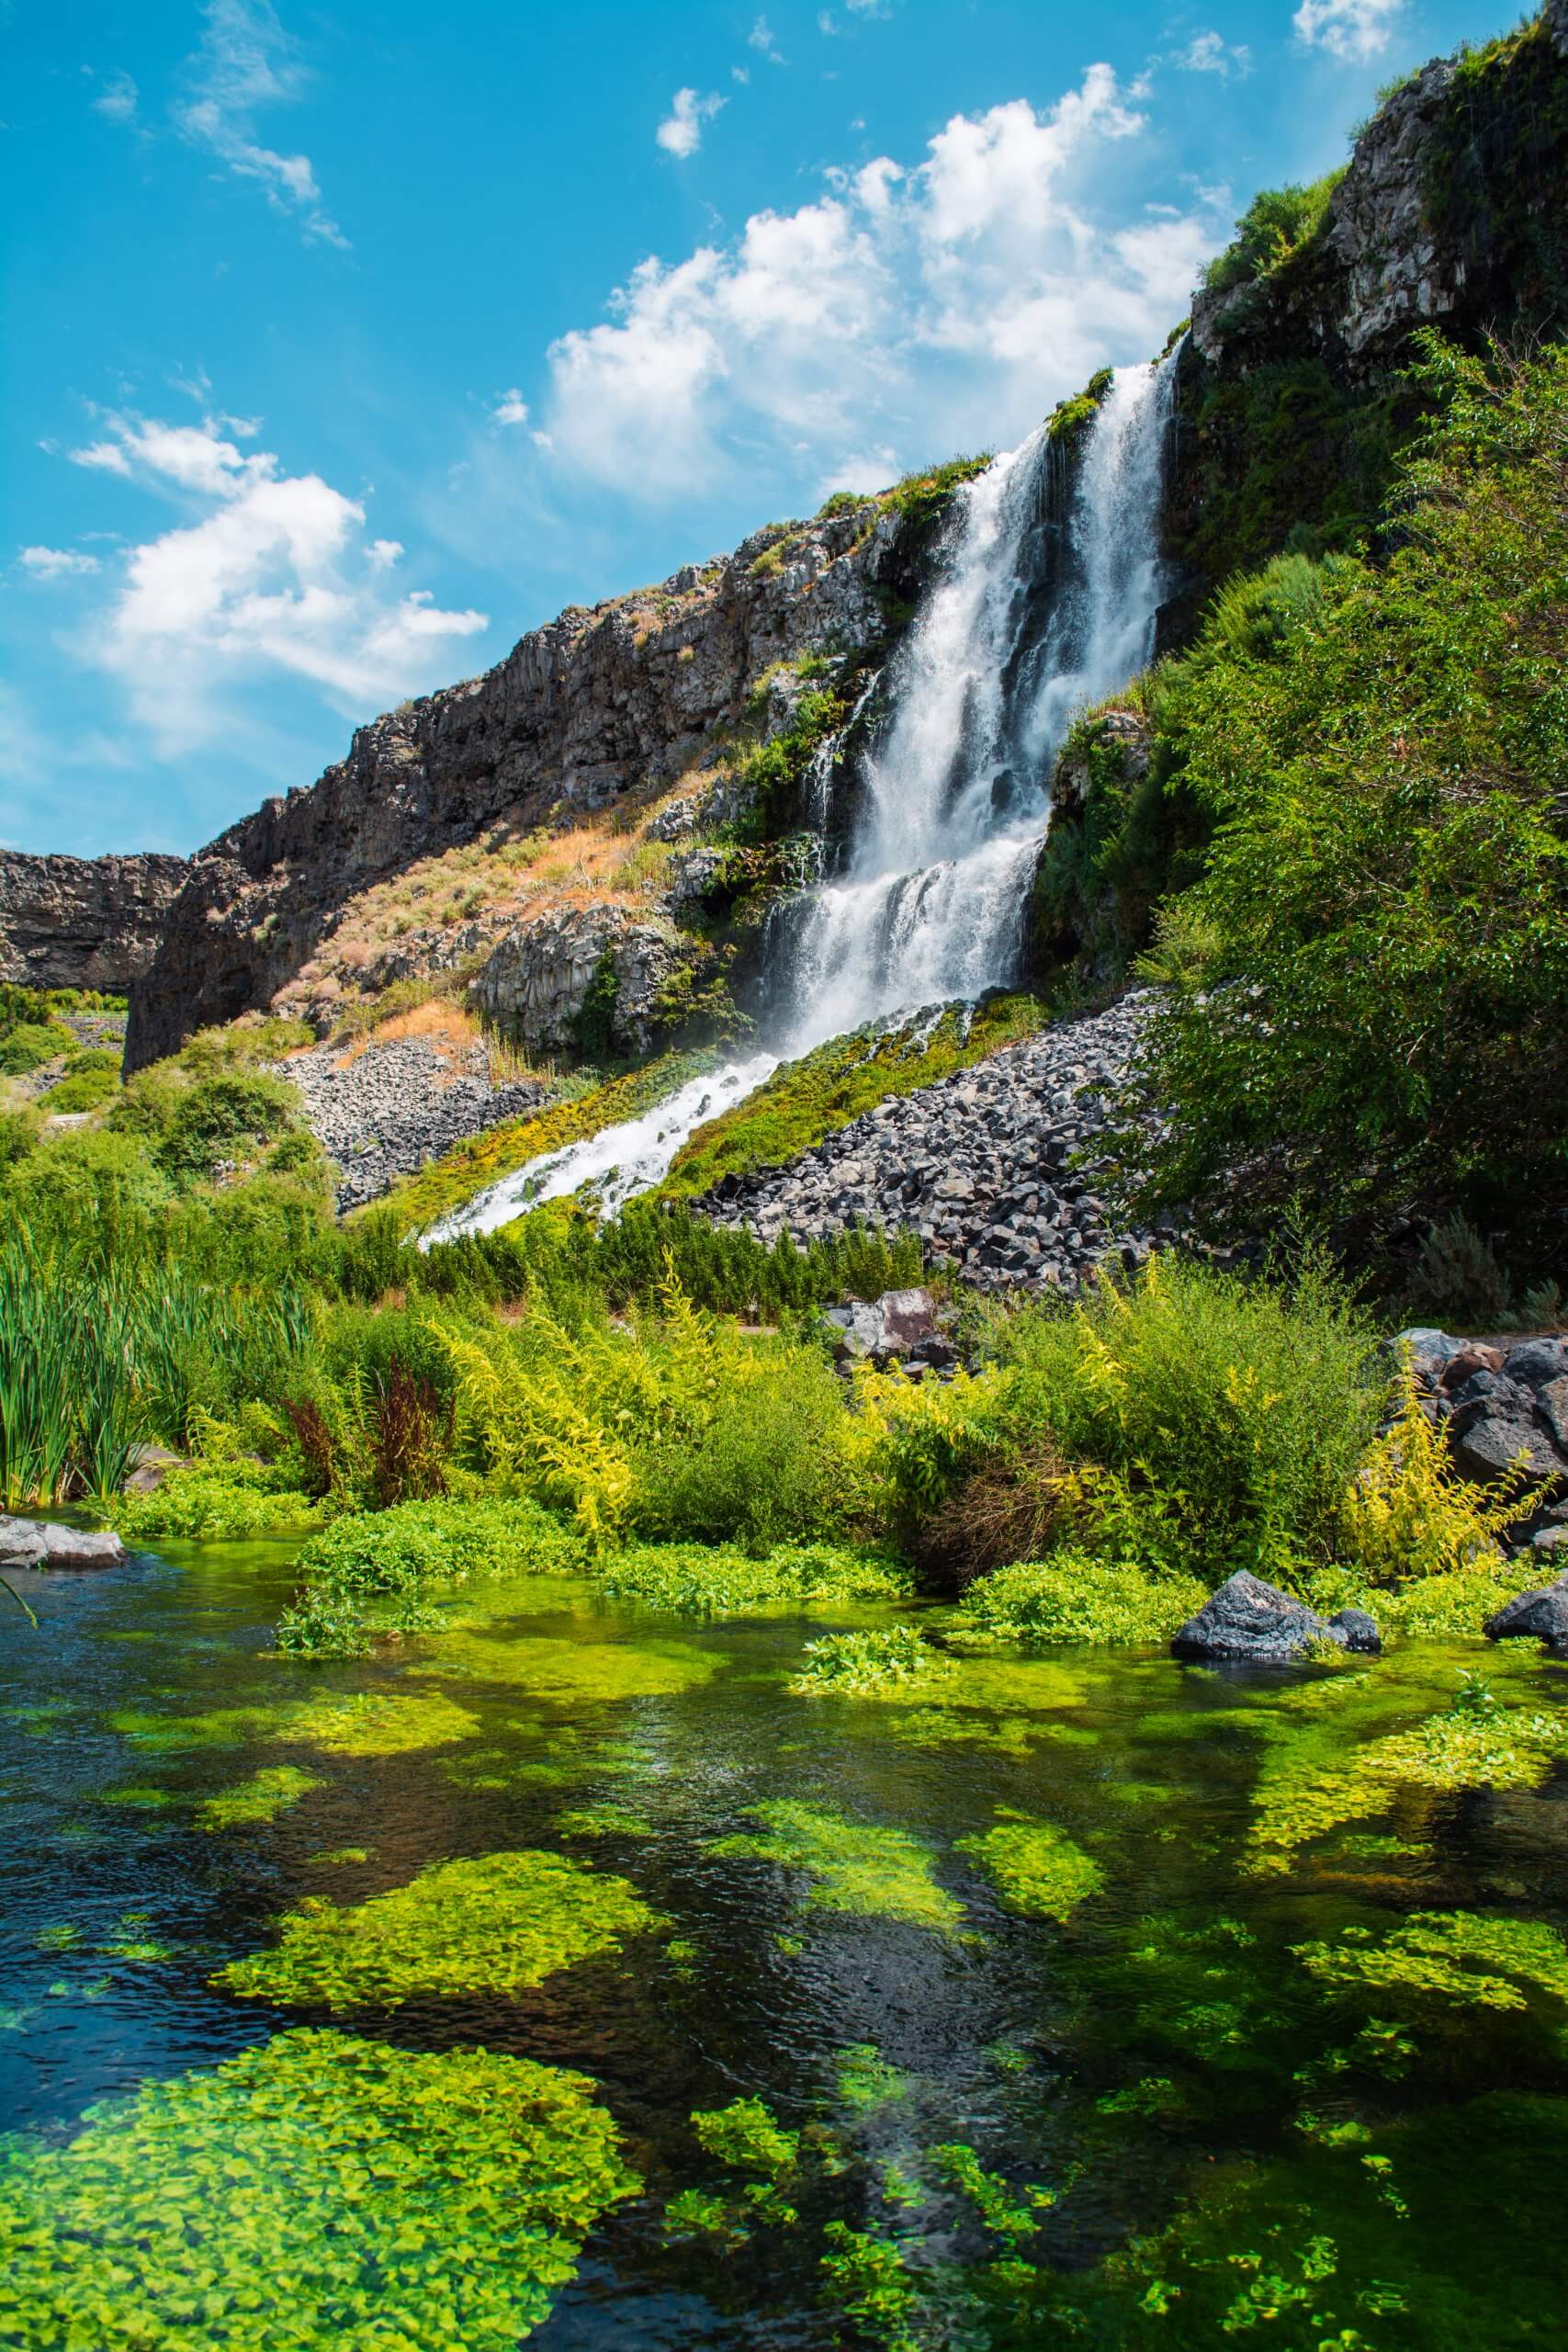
[[788, 1625, 952, 1695], [983, 1252, 1382, 1587], [112, 1468, 323, 1543], [37, 1048, 120, 1114], [0, 1019, 73, 1075], [1341, 1354, 1551, 1584], [1126, 338, 1568, 1269], [1201, 169, 1344, 295], [599, 1539, 908, 1617], [276, 1495, 582, 1655], [153, 1069, 302, 1184], [953, 1556, 1207, 1648]]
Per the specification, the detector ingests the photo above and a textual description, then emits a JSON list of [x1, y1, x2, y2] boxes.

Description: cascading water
[[424, 356, 1174, 1243]]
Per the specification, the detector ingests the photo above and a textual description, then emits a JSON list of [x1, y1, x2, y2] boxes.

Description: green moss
[[953, 1559, 1208, 1650], [112, 1704, 279, 1754], [1044, 367, 1115, 455], [0, 2029, 638, 2351], [217, 1849, 667, 2010], [955, 1813, 1103, 1922], [557, 1802, 656, 1838], [878, 452, 993, 533], [660, 993, 1043, 1198], [788, 1625, 953, 1697], [306, 1845, 371, 1867], [712, 1800, 965, 1935], [99, 1784, 174, 1809], [1297, 1910, 1568, 2018], [196, 1764, 323, 1832], [373, 1050, 706, 1231]]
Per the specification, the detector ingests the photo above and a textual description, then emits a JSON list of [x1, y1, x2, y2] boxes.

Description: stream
[[4, 1542, 1568, 2346]]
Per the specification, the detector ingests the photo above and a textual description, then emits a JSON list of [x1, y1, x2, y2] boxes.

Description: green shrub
[[982, 1251, 1382, 1588], [953, 1555, 1207, 1648], [37, 1049, 121, 1114], [1125, 338, 1568, 1268], [154, 1069, 302, 1184], [1201, 169, 1344, 295], [598, 1539, 908, 1617], [111, 1468, 323, 1543], [0, 1020, 73, 1075], [276, 1496, 583, 1655], [788, 1624, 952, 1695]]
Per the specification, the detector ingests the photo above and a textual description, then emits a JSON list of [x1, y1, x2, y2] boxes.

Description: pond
[[3, 1541, 1567, 2349]]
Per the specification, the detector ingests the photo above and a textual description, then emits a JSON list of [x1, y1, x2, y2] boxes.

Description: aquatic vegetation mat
[[789, 1624, 953, 1696], [955, 1812, 1104, 1921], [217, 1849, 667, 2010], [711, 1801, 965, 1934], [0, 2029, 637, 2350], [598, 1539, 909, 1619], [416, 1627, 721, 1701], [196, 1764, 323, 1831]]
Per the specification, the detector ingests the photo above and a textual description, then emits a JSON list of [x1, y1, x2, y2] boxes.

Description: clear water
[[6, 1544, 1568, 2346], [431, 364, 1174, 1242]]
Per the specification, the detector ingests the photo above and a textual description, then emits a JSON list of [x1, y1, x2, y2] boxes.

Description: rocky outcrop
[[1171, 1571, 1377, 1664], [278, 1036, 549, 1212], [699, 995, 1182, 1292], [126, 504, 905, 1071], [1402, 1329, 1568, 1519], [0, 853, 187, 993], [468, 905, 682, 1059], [1484, 1570, 1568, 1651]]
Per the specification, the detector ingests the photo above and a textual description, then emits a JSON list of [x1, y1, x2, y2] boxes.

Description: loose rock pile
[[1404, 1329, 1568, 1559], [698, 995, 1180, 1291], [280, 1037, 548, 1212]]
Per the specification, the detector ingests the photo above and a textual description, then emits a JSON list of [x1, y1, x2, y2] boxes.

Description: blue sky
[[3, 0, 1518, 857]]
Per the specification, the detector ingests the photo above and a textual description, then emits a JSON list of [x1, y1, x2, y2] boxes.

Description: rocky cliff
[[1161, 0, 1568, 610], [125, 504, 913, 1071], [0, 852, 188, 993]]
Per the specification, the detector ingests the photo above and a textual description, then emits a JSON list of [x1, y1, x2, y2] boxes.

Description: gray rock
[[0, 850, 187, 992], [823, 1286, 942, 1364], [1484, 1573, 1568, 1651], [0, 1516, 128, 1568], [1450, 1413, 1567, 1490], [278, 1035, 550, 1213], [1329, 1606, 1383, 1655], [1503, 1340, 1568, 1389], [1172, 1571, 1349, 1665]]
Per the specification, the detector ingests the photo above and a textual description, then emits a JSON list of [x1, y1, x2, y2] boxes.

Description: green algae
[[955, 1813, 1104, 1922], [1247, 1690, 1568, 1876], [834, 2042, 912, 2111], [0, 2028, 637, 2351], [306, 1846, 372, 1867], [282, 1690, 480, 1758], [711, 1800, 965, 1935], [216, 1849, 667, 2011], [557, 1802, 656, 1838], [1298, 1910, 1568, 2018], [112, 1703, 279, 1754], [789, 1625, 953, 1697], [197, 1765, 323, 1832], [879, 1707, 1044, 1758], [414, 1628, 720, 1702], [99, 1783, 174, 1809]]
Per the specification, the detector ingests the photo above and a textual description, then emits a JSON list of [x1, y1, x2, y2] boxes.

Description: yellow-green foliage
[[660, 995, 1042, 1198], [216, 1849, 667, 2009], [196, 1765, 322, 1832], [955, 1813, 1104, 1921], [282, 1690, 481, 1758], [1343, 1353, 1551, 1580], [0, 2030, 638, 2351], [372, 1052, 705, 1231], [440, 1262, 849, 1553], [953, 1557, 1208, 1649], [1297, 1911, 1568, 2017], [600, 1540, 908, 1617], [711, 1801, 965, 1934], [788, 1624, 953, 1696]]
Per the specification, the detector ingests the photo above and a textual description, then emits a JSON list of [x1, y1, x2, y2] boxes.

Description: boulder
[[0, 1515, 128, 1569], [1329, 1606, 1383, 1655], [1483, 1572, 1568, 1651], [822, 1286, 942, 1365], [1171, 1571, 1351, 1665], [1450, 1412, 1567, 1490]]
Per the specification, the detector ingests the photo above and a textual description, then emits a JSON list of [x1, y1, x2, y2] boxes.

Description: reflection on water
[[3, 1540, 1568, 2346]]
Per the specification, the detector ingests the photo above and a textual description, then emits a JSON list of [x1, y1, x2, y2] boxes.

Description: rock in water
[[0, 1516, 128, 1569], [1483, 1573, 1568, 1652], [1171, 1571, 1350, 1664], [1328, 1606, 1383, 1655]]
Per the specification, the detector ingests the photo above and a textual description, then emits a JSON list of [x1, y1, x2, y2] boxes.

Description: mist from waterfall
[[424, 357, 1175, 1241]]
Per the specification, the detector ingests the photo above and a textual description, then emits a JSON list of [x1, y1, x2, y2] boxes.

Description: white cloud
[[1177, 30, 1251, 76], [52, 409, 485, 754], [175, 0, 347, 247], [656, 87, 726, 158], [18, 547, 102, 579], [749, 16, 786, 63], [491, 389, 530, 426], [91, 71, 140, 124], [732, 64, 751, 85], [540, 64, 1223, 503], [1293, 0, 1406, 62]]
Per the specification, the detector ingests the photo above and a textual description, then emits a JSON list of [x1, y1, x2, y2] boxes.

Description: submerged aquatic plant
[[788, 1625, 953, 1697], [196, 1765, 322, 1833], [0, 2029, 638, 2350], [1297, 1910, 1568, 2018], [711, 1801, 964, 1935], [280, 1690, 480, 1758], [955, 1813, 1104, 1922], [216, 1849, 667, 2010]]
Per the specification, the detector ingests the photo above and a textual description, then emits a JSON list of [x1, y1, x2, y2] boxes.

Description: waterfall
[[423, 357, 1174, 1242]]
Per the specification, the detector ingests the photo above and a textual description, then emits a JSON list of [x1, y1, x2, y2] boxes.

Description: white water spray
[[425, 358, 1175, 1239]]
